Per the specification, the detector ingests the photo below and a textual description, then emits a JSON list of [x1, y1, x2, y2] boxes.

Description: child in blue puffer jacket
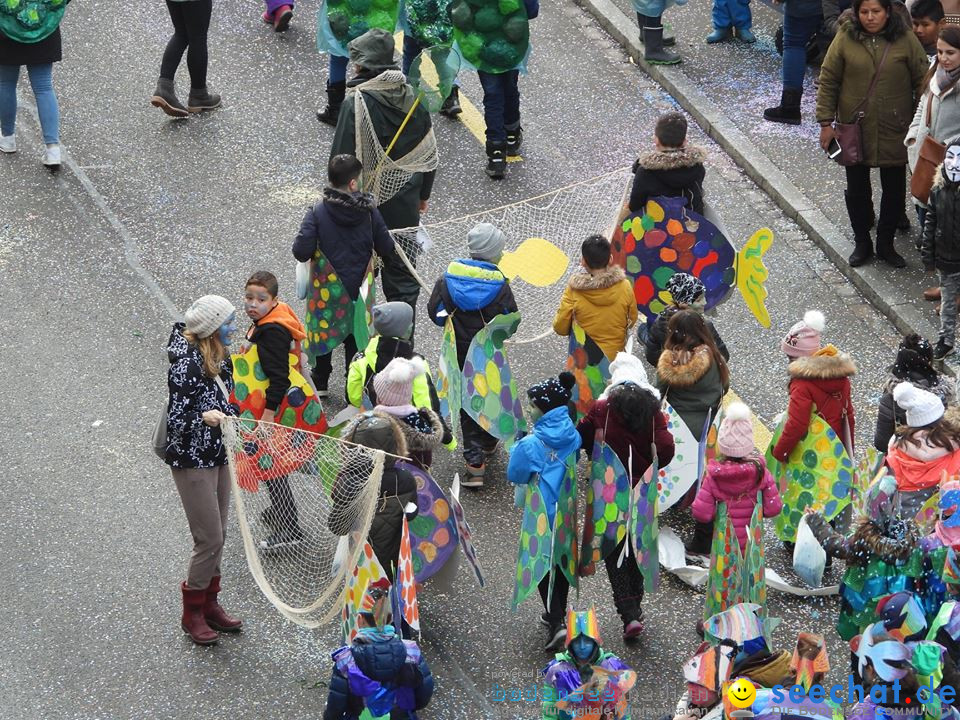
[[428, 222, 519, 487], [323, 579, 433, 720], [508, 371, 582, 652]]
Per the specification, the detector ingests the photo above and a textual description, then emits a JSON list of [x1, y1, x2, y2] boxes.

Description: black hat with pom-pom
[[527, 372, 576, 413]]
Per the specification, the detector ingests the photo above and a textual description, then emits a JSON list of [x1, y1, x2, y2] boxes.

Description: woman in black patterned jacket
[[163, 295, 242, 645]]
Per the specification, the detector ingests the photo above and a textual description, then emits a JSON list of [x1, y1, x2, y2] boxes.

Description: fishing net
[[353, 70, 439, 207], [391, 167, 633, 347], [222, 417, 386, 628]]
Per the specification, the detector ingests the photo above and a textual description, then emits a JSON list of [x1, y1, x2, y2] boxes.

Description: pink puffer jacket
[[691, 458, 783, 554]]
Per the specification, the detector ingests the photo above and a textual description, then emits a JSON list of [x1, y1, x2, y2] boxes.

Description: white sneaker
[[0, 134, 15, 153], [42, 144, 61, 169]]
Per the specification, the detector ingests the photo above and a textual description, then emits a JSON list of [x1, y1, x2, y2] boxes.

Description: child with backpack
[[691, 402, 783, 556], [427, 222, 518, 487], [553, 235, 638, 362], [577, 353, 675, 640]]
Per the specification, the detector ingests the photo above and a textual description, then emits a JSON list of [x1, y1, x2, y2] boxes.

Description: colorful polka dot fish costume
[[611, 195, 773, 328]]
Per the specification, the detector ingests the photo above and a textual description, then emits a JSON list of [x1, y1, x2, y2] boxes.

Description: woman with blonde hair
[[163, 295, 241, 645]]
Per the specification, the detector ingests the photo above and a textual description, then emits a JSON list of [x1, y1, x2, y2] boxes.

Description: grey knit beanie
[[184, 295, 236, 339], [372, 301, 414, 340], [466, 222, 507, 263]]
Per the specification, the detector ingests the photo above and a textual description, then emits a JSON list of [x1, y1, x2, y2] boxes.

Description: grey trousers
[[172, 465, 231, 590], [941, 271, 960, 347]]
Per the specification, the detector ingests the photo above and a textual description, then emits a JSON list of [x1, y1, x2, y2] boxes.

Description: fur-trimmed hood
[[342, 410, 409, 465], [635, 145, 707, 172], [932, 163, 960, 191], [567, 265, 626, 292], [394, 407, 445, 453], [787, 350, 856, 380], [850, 515, 919, 565], [657, 345, 712, 388]]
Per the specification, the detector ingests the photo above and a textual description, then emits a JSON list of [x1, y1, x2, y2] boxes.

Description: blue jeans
[[782, 12, 821, 90], [0, 63, 59, 144], [329, 54, 348, 84], [477, 70, 520, 143], [712, 0, 751, 29], [401, 36, 460, 88]]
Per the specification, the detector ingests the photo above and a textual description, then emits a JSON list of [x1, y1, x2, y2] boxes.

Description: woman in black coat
[[0, 2, 67, 168]]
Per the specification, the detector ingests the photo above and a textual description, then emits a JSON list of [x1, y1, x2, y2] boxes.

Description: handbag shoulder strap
[[852, 41, 893, 116], [213, 374, 230, 404]]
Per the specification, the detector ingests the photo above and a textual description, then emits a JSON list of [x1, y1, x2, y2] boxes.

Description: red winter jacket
[[577, 398, 676, 483], [771, 347, 857, 463], [691, 458, 783, 553]]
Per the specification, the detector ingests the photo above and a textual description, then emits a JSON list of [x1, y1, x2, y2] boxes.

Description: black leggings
[[160, 0, 213, 88], [845, 164, 906, 241]]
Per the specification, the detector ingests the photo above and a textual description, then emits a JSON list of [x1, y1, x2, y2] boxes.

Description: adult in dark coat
[[0, 4, 66, 167], [329, 29, 438, 330], [816, 0, 928, 268], [328, 412, 418, 582]]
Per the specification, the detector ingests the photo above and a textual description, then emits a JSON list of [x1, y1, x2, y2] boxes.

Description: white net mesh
[[222, 417, 386, 628], [392, 167, 633, 346], [353, 70, 440, 207]]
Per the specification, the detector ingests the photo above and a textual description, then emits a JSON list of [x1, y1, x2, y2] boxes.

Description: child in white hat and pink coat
[[691, 402, 783, 554]]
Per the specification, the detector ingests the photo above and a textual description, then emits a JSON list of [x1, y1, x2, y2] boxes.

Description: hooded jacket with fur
[[921, 166, 960, 274], [552, 266, 638, 361], [629, 146, 707, 215], [771, 347, 856, 463], [656, 345, 728, 440], [327, 411, 417, 581]]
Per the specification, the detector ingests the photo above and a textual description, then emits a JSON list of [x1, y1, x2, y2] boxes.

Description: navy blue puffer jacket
[[164, 324, 238, 469], [323, 636, 433, 720]]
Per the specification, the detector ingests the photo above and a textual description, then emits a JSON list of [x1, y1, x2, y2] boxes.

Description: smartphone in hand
[[826, 138, 842, 159]]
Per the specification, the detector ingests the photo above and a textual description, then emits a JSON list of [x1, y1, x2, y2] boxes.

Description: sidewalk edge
[[572, 0, 930, 340]]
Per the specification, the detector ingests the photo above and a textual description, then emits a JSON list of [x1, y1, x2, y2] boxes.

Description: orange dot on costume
[[666, 219, 684, 236], [435, 527, 450, 546], [659, 247, 678, 262]]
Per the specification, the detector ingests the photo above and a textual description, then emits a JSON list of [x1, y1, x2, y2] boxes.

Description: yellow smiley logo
[[727, 678, 757, 709]]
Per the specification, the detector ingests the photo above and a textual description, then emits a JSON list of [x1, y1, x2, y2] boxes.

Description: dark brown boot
[[181, 583, 218, 645], [204, 576, 243, 632], [150, 78, 189, 118]]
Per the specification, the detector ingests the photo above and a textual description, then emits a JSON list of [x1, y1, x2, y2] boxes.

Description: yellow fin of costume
[[499, 237, 570, 287], [734, 228, 773, 328]]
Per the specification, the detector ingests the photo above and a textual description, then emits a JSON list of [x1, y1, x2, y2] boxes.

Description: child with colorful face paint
[[163, 295, 242, 645], [540, 609, 634, 720], [240, 271, 311, 553], [922, 139, 960, 360]]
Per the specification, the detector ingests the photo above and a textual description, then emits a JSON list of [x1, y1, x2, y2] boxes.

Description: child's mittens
[[514, 484, 526, 508]]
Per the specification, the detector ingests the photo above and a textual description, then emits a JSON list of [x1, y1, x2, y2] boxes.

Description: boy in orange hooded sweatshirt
[[242, 271, 310, 553], [552, 235, 638, 361]]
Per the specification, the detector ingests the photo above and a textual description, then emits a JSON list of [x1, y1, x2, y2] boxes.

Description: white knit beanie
[[600, 352, 660, 400], [185, 295, 235, 339], [893, 381, 945, 428], [373, 357, 426, 407]]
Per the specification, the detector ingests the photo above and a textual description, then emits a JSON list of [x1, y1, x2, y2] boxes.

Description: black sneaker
[[439, 86, 462, 118], [260, 505, 280, 529], [259, 528, 304, 553], [935, 340, 954, 361], [544, 624, 566, 652], [538, 612, 550, 627]]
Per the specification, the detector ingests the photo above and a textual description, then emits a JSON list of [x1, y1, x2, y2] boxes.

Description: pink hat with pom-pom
[[717, 402, 755, 458], [781, 310, 825, 358]]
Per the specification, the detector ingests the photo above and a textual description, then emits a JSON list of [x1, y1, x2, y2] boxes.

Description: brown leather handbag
[[911, 94, 949, 203], [832, 43, 892, 167]]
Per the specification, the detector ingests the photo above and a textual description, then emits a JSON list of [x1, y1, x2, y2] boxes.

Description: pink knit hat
[[717, 402, 755, 458], [373, 357, 425, 408], [781, 310, 825, 358]]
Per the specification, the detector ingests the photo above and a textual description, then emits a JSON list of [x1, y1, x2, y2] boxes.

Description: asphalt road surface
[[0, 1, 908, 718]]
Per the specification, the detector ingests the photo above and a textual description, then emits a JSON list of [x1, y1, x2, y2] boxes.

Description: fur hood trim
[[396, 408, 444, 453], [657, 345, 712, 387], [567, 265, 627, 291], [853, 516, 919, 564], [788, 352, 856, 380], [342, 410, 409, 460], [635, 145, 707, 172]]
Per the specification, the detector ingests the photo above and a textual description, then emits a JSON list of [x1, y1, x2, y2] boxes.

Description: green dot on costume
[[258, 454, 274, 471], [234, 383, 249, 402], [234, 357, 250, 376], [253, 362, 267, 382], [280, 407, 297, 426]]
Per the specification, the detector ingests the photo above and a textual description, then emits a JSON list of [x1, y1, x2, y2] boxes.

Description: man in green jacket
[[329, 28, 438, 339]]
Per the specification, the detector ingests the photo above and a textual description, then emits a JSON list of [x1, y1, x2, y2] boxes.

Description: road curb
[[572, 0, 935, 341]]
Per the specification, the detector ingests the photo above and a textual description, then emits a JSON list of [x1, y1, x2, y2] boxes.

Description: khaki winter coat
[[816, 19, 928, 168], [552, 266, 638, 361]]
